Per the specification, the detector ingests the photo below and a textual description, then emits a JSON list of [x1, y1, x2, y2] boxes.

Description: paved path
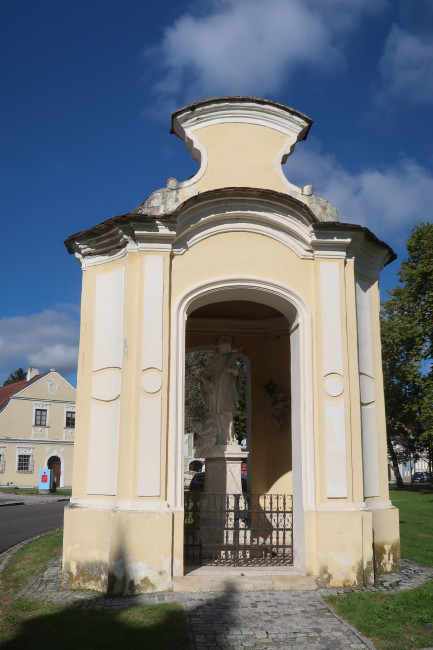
[[11, 555, 433, 649]]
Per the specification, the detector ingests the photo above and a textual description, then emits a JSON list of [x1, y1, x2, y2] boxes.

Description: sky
[[1, 0, 432, 386]]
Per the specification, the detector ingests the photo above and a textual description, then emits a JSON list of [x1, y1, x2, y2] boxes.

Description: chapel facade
[[62, 97, 400, 593]]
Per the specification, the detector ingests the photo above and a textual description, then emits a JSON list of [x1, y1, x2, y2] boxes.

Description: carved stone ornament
[[264, 379, 290, 431]]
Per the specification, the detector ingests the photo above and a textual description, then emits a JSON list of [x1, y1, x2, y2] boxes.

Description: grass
[[0, 530, 192, 650], [326, 486, 433, 650], [391, 487, 433, 566], [0, 488, 72, 496]]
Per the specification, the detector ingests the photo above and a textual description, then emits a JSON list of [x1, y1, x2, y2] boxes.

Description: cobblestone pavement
[[11, 557, 433, 649]]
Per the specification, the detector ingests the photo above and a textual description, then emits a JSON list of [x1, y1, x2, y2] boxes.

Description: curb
[[0, 529, 62, 575], [0, 498, 70, 508], [324, 602, 377, 650]]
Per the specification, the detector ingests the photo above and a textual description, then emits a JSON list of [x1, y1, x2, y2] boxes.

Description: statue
[[195, 336, 244, 454]]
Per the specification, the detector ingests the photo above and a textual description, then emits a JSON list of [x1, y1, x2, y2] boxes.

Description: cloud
[[284, 143, 433, 247], [0, 306, 79, 383], [149, 0, 386, 109], [375, 24, 433, 105]]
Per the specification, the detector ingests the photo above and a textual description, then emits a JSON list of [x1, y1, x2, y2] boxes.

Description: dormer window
[[35, 408, 47, 426]]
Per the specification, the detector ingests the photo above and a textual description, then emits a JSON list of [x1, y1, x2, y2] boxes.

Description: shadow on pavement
[[1, 583, 239, 650]]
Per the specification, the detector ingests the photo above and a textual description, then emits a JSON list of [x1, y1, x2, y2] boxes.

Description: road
[[0, 501, 67, 553]]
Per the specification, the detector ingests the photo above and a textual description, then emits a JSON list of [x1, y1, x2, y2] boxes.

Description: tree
[[381, 222, 433, 485], [3, 367, 27, 386]]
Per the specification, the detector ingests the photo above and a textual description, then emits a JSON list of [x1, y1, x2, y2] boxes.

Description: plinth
[[199, 444, 248, 563], [205, 444, 247, 494]]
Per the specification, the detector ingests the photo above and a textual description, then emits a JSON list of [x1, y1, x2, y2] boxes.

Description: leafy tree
[[3, 367, 27, 386], [381, 222, 433, 485]]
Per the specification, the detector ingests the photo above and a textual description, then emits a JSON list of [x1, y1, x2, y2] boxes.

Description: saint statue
[[194, 336, 244, 455]]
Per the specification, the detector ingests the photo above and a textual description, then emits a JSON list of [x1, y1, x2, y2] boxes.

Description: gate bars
[[184, 493, 293, 566]]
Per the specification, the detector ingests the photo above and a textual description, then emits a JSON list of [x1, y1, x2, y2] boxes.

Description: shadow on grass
[[390, 485, 433, 497], [1, 585, 239, 650]]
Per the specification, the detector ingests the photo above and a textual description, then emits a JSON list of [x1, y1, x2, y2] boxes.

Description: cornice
[[0, 437, 74, 445], [65, 187, 318, 266], [64, 190, 395, 273], [171, 96, 312, 141], [312, 222, 396, 275], [187, 315, 290, 336]]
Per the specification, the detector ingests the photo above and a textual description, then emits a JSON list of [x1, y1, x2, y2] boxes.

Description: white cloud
[[376, 24, 433, 105], [284, 144, 433, 246], [149, 0, 385, 108], [0, 306, 79, 383]]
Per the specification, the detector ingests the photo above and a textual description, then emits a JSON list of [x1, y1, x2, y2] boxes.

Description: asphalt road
[[0, 501, 67, 553]]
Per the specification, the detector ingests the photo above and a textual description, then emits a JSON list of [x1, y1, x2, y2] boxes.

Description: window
[[35, 409, 47, 426], [17, 453, 33, 473], [0, 452, 4, 473], [65, 411, 75, 428]]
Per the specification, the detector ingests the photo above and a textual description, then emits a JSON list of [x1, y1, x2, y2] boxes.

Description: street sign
[[39, 469, 51, 490]]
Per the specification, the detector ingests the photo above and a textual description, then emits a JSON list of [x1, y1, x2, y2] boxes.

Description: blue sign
[[39, 469, 51, 490]]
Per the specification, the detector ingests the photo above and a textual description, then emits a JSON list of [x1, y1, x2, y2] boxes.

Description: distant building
[[388, 448, 431, 483], [0, 368, 76, 488]]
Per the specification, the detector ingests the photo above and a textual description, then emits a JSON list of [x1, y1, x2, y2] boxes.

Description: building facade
[[63, 97, 400, 593], [0, 368, 76, 488]]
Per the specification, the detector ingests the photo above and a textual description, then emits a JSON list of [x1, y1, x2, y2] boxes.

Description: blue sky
[[1, 0, 432, 385]]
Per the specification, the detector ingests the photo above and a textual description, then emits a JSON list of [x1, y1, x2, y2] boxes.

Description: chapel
[[63, 97, 400, 593]]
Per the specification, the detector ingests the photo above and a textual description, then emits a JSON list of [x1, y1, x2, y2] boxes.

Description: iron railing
[[184, 493, 293, 566]]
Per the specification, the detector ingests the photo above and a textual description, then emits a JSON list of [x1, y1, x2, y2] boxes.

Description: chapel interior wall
[[186, 327, 292, 495]]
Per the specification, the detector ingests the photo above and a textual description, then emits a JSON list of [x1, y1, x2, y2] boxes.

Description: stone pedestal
[[205, 444, 247, 494], [198, 444, 248, 563]]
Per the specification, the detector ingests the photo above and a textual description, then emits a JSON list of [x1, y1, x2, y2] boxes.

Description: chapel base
[[62, 503, 184, 595]]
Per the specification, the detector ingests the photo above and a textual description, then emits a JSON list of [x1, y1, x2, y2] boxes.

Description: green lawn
[[0, 488, 72, 496], [391, 487, 433, 566], [0, 530, 192, 650], [326, 486, 433, 650]]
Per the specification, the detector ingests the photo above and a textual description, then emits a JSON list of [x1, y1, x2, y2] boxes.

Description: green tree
[[2, 367, 27, 386], [381, 222, 433, 485]]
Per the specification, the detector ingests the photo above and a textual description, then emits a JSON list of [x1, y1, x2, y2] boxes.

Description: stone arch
[[169, 276, 315, 573]]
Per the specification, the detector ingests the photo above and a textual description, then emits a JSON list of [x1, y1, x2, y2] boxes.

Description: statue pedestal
[[205, 444, 247, 494], [199, 444, 248, 563]]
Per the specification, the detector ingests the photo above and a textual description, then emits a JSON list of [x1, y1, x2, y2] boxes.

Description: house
[[388, 449, 431, 483], [0, 367, 76, 488]]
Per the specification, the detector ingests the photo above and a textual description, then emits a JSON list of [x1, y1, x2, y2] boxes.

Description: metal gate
[[184, 493, 293, 566]]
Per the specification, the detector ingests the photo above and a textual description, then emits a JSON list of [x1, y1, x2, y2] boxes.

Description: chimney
[[27, 367, 39, 382]]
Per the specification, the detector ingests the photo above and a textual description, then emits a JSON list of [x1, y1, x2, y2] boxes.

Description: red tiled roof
[[0, 373, 48, 412]]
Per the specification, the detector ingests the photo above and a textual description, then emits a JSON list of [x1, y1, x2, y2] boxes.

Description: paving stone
[[4, 557, 433, 648]]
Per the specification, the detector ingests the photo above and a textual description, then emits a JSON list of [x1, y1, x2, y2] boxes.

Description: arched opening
[[182, 297, 299, 569], [47, 455, 61, 489], [170, 278, 315, 576]]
